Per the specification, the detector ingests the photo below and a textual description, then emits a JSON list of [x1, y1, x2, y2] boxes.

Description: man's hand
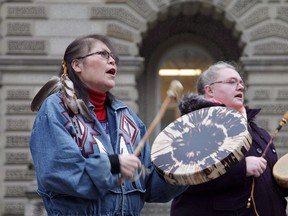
[[246, 156, 267, 177]]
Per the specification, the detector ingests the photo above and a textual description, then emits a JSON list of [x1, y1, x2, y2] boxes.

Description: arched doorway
[[138, 8, 244, 142]]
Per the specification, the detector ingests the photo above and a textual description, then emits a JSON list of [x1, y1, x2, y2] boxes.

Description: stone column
[[241, 57, 288, 156]]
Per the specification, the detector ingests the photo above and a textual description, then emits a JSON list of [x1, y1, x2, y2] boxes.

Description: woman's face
[[73, 40, 117, 93], [207, 67, 246, 112]]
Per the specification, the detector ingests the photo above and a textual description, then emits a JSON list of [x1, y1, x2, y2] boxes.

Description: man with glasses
[[170, 61, 288, 216]]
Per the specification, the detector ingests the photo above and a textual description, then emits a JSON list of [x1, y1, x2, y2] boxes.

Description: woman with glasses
[[170, 61, 288, 216], [29, 34, 186, 215]]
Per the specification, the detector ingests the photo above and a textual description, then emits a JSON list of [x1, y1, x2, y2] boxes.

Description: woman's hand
[[119, 154, 142, 180], [246, 156, 267, 177]]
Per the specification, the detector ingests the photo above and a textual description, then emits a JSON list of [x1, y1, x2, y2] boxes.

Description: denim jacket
[[30, 92, 186, 216]]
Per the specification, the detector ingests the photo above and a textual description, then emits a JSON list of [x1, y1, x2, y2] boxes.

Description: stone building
[[0, 0, 288, 215]]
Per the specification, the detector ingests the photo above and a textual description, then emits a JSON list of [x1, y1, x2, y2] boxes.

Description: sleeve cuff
[[108, 154, 120, 174]]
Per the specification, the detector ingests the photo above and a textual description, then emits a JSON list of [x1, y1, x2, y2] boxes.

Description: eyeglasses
[[209, 78, 247, 91], [76, 50, 119, 65]]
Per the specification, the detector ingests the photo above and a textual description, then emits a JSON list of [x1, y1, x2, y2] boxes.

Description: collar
[[246, 107, 261, 121], [89, 89, 106, 110]]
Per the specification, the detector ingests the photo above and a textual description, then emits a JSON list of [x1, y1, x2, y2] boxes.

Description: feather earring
[[61, 61, 93, 121], [30, 76, 61, 111], [31, 61, 92, 121]]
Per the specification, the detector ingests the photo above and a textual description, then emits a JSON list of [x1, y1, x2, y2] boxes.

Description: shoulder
[[42, 92, 62, 106], [37, 92, 65, 114], [110, 97, 127, 110]]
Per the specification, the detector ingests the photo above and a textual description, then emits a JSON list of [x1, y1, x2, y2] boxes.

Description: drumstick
[[247, 111, 288, 212], [262, 111, 288, 157], [133, 80, 183, 157], [120, 80, 183, 183]]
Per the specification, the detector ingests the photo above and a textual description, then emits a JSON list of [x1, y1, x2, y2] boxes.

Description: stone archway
[[138, 4, 244, 138], [0, 0, 288, 215]]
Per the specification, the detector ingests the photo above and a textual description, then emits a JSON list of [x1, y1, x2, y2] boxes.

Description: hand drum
[[151, 106, 252, 185]]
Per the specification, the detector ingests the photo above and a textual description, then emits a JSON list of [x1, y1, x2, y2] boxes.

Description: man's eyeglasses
[[209, 78, 247, 91], [76, 50, 119, 65]]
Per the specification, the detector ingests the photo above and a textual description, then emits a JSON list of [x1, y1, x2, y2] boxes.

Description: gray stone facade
[[0, 0, 287, 215]]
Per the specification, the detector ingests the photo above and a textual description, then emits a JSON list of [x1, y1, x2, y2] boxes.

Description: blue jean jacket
[[30, 92, 186, 215]]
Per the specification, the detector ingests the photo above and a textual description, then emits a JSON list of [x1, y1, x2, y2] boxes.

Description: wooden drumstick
[[133, 80, 183, 157], [248, 111, 288, 211], [120, 80, 183, 183], [262, 111, 288, 157]]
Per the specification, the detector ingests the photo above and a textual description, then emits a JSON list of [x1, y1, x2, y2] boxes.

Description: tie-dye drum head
[[151, 106, 252, 186]]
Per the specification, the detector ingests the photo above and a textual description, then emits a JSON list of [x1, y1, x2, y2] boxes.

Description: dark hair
[[60, 34, 118, 105]]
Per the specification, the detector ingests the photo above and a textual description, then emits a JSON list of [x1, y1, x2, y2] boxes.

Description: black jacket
[[171, 93, 288, 216]]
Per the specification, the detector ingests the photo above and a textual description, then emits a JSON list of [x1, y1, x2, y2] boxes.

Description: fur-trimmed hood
[[178, 93, 261, 122], [178, 93, 225, 116]]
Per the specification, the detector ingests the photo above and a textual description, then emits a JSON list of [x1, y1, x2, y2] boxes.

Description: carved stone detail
[[274, 135, 288, 147], [91, 7, 144, 29], [5, 169, 35, 181], [229, 0, 258, 17], [277, 7, 288, 22], [106, 0, 126, 2], [217, 0, 233, 9], [4, 202, 25, 215], [6, 6, 47, 19], [6, 135, 30, 148], [107, 0, 154, 18], [25, 200, 47, 216], [151, 0, 168, 9], [6, 0, 32, 2], [6, 119, 31, 131], [107, 23, 134, 42], [6, 103, 32, 114], [7, 22, 31, 36], [277, 89, 288, 100], [6, 152, 31, 164], [113, 43, 130, 55], [250, 23, 288, 41], [5, 185, 27, 197], [253, 41, 288, 55], [126, 0, 154, 18], [239, 7, 269, 29], [256, 118, 270, 130], [253, 104, 288, 114], [253, 89, 270, 100], [6, 89, 32, 100], [7, 40, 46, 54]]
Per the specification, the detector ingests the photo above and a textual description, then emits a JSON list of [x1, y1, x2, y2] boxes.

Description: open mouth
[[106, 68, 116, 75], [235, 93, 243, 99]]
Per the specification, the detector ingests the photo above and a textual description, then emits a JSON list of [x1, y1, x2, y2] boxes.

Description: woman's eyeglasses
[[76, 50, 119, 65], [209, 78, 247, 91]]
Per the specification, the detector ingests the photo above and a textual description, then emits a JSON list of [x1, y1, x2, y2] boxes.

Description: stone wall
[[0, 0, 287, 215]]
